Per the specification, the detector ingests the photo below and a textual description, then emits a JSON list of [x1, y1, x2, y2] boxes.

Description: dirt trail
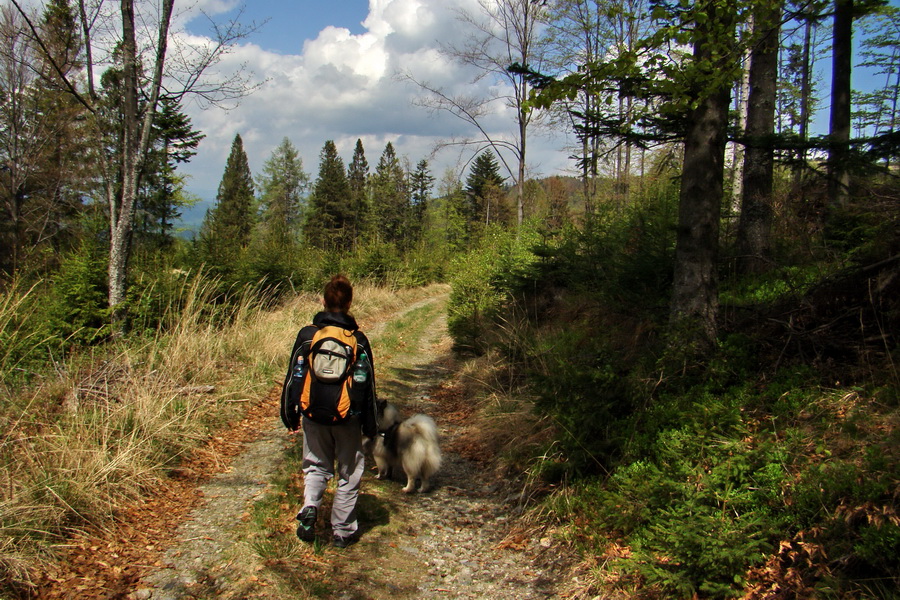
[[130, 290, 564, 599]]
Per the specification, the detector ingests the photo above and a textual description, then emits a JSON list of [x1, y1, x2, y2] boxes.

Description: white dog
[[370, 402, 442, 493]]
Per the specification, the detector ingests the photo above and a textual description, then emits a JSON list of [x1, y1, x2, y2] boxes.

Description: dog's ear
[[377, 399, 387, 412]]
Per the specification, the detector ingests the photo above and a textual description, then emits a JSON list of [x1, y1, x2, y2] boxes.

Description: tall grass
[[0, 274, 443, 589]]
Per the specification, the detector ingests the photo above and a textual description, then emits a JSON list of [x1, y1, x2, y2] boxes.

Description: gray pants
[[301, 416, 364, 537]]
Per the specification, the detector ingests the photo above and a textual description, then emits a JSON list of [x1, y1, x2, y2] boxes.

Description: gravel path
[[130, 292, 567, 600]]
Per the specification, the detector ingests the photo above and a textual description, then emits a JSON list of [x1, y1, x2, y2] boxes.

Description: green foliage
[[198, 133, 255, 272], [343, 239, 401, 284], [535, 364, 900, 599], [528, 326, 635, 476], [305, 140, 353, 250], [447, 225, 540, 353], [823, 202, 899, 265], [347, 138, 370, 246], [255, 137, 308, 249], [371, 142, 410, 246], [447, 244, 507, 353], [40, 238, 110, 348], [135, 98, 204, 250], [0, 280, 49, 384], [527, 195, 678, 311], [719, 264, 830, 306]]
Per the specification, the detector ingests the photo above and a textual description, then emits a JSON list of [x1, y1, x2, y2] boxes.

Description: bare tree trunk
[[730, 28, 752, 218], [670, 85, 730, 348], [581, 129, 592, 219], [518, 112, 526, 226], [624, 95, 632, 205], [793, 18, 814, 187], [670, 11, 733, 349], [828, 0, 853, 208], [107, 0, 174, 316], [737, 1, 782, 275]]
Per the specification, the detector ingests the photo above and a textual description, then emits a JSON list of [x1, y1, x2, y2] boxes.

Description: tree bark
[[729, 29, 752, 219], [670, 86, 730, 348], [828, 0, 853, 208], [670, 11, 733, 350], [737, 1, 782, 274], [107, 0, 174, 316], [793, 18, 814, 187]]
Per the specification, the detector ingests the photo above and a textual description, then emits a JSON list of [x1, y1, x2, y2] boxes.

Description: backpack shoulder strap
[[299, 324, 318, 342]]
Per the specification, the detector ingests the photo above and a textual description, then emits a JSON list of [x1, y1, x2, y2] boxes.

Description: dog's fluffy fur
[[370, 402, 441, 493]]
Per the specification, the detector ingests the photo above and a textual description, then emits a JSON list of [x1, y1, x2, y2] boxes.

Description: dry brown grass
[[0, 278, 443, 590]]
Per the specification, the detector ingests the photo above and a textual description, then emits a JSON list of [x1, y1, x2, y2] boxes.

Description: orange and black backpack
[[281, 324, 370, 430]]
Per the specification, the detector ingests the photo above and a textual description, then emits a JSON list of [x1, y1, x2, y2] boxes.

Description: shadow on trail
[[376, 363, 451, 408]]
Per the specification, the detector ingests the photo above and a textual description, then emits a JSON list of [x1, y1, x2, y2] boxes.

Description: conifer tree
[[442, 171, 471, 252], [409, 159, 434, 244], [371, 142, 409, 245], [257, 137, 308, 248], [199, 133, 254, 270], [35, 0, 87, 258], [347, 139, 370, 246], [855, 4, 899, 168], [305, 140, 352, 250], [247, 137, 308, 281], [0, 0, 86, 273], [465, 151, 507, 226], [136, 97, 204, 249]]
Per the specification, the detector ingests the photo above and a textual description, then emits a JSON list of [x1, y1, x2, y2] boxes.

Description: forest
[[1, 0, 899, 598]]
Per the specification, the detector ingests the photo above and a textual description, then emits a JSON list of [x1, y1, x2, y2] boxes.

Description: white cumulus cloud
[[176, 0, 567, 205]]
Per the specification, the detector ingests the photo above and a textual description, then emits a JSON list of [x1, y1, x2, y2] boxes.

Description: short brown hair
[[323, 274, 353, 312]]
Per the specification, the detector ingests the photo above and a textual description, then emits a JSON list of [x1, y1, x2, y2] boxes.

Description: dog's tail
[[399, 414, 442, 478]]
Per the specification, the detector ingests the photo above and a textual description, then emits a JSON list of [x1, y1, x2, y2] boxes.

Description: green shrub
[[520, 197, 676, 311], [528, 326, 636, 475], [39, 239, 110, 348], [447, 226, 539, 353], [0, 280, 50, 384]]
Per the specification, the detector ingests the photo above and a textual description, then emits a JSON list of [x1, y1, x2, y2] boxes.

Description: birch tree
[[543, 0, 653, 218], [11, 0, 255, 322], [406, 0, 545, 228]]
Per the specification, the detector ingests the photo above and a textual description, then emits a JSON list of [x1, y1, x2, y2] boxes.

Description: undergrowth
[[445, 192, 900, 599]]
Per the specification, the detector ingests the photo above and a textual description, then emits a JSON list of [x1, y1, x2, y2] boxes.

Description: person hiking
[[281, 274, 377, 548]]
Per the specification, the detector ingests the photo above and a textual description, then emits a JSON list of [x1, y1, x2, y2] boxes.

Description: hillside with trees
[[1, 0, 898, 598]]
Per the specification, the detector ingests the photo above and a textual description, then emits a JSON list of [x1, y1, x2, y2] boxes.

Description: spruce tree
[[200, 133, 255, 270], [257, 137, 308, 248], [371, 142, 409, 245], [465, 151, 506, 226], [0, 0, 86, 273], [409, 159, 434, 244], [347, 139, 370, 247], [246, 137, 308, 281], [137, 97, 204, 249], [305, 140, 352, 250], [442, 174, 471, 252]]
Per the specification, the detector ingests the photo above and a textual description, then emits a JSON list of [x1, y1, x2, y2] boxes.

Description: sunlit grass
[[0, 277, 447, 591]]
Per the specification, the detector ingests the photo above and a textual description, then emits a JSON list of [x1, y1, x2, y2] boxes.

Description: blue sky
[[198, 1, 371, 54], [176, 0, 528, 222]]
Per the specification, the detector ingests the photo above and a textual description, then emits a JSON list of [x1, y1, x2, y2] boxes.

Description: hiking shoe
[[295, 506, 317, 542], [332, 534, 353, 549]]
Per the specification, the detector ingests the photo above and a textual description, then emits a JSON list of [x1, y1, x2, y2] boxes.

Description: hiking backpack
[[281, 324, 369, 430]]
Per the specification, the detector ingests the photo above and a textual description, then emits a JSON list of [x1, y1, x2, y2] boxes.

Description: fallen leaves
[[26, 384, 283, 600]]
